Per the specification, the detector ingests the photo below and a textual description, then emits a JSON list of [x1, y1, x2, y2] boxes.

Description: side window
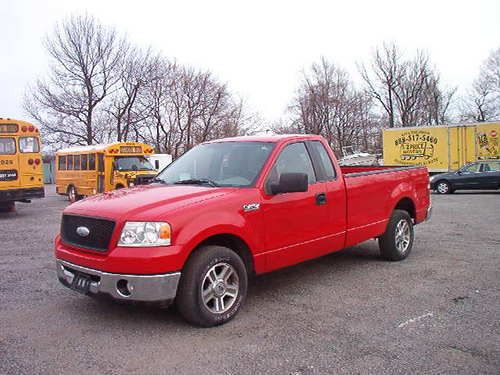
[[482, 162, 499, 172], [19, 137, 40, 153], [89, 153, 96, 170], [58, 155, 67, 170], [97, 154, 104, 172], [309, 141, 336, 180], [67, 155, 74, 170], [74, 155, 81, 170], [81, 154, 88, 171], [463, 163, 480, 173], [266, 142, 316, 192], [0, 138, 16, 154]]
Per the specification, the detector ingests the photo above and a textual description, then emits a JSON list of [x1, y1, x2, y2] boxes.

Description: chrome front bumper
[[56, 259, 181, 302]]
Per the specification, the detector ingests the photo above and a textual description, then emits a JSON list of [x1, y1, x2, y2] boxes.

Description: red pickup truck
[[55, 135, 431, 326]]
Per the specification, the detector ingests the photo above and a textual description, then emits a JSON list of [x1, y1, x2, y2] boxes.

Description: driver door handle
[[316, 192, 327, 205]]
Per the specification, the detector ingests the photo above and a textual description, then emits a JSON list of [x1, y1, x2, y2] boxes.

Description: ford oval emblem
[[76, 226, 90, 237]]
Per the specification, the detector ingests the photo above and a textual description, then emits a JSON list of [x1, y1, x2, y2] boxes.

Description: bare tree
[[419, 72, 456, 125], [460, 47, 500, 122], [137, 64, 246, 157], [483, 47, 500, 94], [106, 48, 162, 142], [360, 43, 453, 127], [24, 14, 128, 146], [283, 58, 378, 155], [359, 43, 402, 128]]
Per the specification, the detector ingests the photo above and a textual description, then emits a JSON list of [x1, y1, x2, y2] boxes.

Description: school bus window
[[19, 137, 40, 153], [67, 155, 74, 170], [0, 138, 16, 154], [89, 153, 96, 170], [0, 123, 19, 133], [58, 155, 67, 170], [81, 154, 88, 170], [74, 155, 81, 170]]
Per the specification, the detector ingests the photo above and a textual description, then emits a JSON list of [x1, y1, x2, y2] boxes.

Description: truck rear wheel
[[379, 209, 414, 261], [176, 245, 248, 327]]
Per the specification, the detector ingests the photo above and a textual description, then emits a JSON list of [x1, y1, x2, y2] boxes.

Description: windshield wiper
[[174, 178, 219, 187]]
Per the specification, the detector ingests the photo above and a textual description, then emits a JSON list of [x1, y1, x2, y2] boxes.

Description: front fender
[[173, 209, 259, 268]]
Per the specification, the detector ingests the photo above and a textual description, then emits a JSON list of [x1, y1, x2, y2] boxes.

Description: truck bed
[[340, 165, 430, 247], [340, 165, 421, 176]]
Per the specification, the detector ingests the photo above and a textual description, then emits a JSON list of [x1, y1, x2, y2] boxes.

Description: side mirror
[[271, 173, 308, 195]]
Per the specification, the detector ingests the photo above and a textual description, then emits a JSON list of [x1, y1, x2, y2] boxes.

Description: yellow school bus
[[383, 122, 499, 173], [0, 118, 44, 211], [55, 142, 156, 202]]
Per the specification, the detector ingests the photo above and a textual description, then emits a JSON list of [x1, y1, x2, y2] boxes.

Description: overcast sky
[[2, 0, 499, 123]]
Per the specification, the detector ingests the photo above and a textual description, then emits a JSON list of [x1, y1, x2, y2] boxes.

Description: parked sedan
[[430, 160, 500, 194]]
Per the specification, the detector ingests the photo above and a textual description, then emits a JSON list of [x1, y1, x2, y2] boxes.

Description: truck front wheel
[[176, 245, 248, 327], [379, 209, 414, 261]]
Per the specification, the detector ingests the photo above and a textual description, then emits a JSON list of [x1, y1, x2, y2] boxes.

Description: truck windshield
[[114, 156, 155, 171], [156, 141, 274, 187]]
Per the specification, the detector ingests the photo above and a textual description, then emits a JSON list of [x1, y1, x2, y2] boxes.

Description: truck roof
[[205, 134, 324, 143]]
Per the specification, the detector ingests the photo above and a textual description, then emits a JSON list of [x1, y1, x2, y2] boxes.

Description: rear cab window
[[307, 141, 336, 181]]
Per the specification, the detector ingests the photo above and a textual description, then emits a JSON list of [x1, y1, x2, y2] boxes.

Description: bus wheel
[[67, 186, 79, 203], [0, 202, 15, 213]]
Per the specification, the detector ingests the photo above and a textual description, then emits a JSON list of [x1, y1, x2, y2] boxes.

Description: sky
[[2, 0, 499, 124]]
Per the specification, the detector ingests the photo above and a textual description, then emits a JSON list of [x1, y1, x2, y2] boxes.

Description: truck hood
[[64, 184, 234, 221]]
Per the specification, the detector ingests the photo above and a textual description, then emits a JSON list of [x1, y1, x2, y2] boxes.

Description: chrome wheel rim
[[395, 219, 411, 253], [437, 182, 448, 194], [201, 262, 239, 314]]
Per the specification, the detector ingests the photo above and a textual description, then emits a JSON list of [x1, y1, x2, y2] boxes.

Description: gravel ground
[[0, 186, 499, 374]]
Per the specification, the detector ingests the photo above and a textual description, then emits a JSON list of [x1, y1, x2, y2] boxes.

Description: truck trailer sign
[[383, 122, 500, 172]]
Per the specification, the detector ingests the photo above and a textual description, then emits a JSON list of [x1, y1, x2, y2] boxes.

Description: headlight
[[118, 222, 171, 247], [429, 175, 436, 182]]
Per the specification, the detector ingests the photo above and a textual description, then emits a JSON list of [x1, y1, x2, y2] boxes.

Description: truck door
[[261, 141, 333, 271], [306, 140, 347, 249]]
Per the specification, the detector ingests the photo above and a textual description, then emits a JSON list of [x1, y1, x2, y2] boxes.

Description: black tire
[[435, 180, 452, 194], [379, 209, 414, 261], [67, 185, 81, 203], [0, 201, 15, 213], [176, 245, 248, 327]]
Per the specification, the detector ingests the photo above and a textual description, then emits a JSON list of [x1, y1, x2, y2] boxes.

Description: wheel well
[[435, 179, 449, 186], [116, 184, 125, 189], [193, 234, 254, 275], [395, 198, 416, 220]]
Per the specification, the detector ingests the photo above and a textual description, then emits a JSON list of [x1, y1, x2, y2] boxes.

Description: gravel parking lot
[[0, 186, 499, 374]]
